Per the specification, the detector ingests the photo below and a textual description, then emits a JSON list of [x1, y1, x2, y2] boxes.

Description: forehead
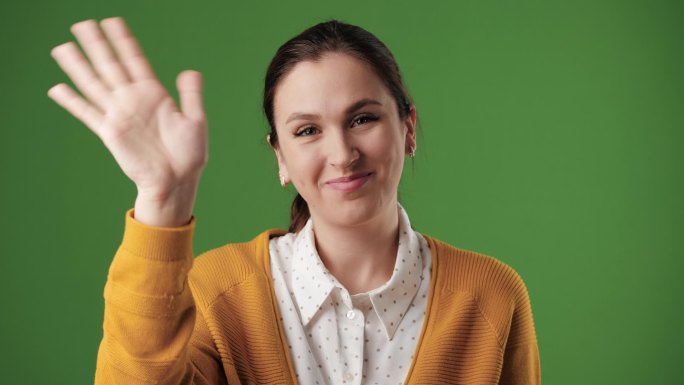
[[273, 52, 393, 125]]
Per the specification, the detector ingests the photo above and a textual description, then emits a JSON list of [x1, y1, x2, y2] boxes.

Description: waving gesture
[[48, 17, 207, 226]]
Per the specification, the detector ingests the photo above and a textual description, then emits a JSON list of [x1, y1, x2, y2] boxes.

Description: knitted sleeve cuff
[[105, 208, 197, 302], [120, 208, 196, 262]]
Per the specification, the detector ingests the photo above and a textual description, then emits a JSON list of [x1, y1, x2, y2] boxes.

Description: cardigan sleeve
[[94, 209, 225, 385], [498, 275, 541, 385]]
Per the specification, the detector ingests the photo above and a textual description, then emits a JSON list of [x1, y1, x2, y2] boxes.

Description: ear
[[268, 135, 290, 185], [404, 105, 417, 155]]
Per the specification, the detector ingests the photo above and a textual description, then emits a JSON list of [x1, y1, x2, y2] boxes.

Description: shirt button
[[346, 310, 356, 320], [344, 372, 354, 381]]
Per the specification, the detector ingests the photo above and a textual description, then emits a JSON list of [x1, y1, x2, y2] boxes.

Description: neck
[[310, 203, 400, 295]]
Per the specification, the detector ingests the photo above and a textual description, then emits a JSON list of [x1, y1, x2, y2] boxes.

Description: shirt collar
[[291, 219, 335, 326], [365, 204, 424, 340], [291, 204, 424, 340]]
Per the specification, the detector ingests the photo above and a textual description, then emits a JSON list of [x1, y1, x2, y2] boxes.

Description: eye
[[295, 126, 319, 137], [351, 114, 379, 127]]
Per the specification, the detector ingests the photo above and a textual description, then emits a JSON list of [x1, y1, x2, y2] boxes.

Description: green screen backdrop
[[1, 0, 682, 384]]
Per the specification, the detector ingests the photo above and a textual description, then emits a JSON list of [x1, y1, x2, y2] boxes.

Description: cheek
[[285, 147, 325, 190], [366, 127, 404, 168]]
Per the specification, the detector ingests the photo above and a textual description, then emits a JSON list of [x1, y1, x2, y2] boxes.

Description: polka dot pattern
[[269, 204, 432, 385]]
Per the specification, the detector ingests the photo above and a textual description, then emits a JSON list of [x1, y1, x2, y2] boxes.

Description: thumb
[[176, 70, 206, 122]]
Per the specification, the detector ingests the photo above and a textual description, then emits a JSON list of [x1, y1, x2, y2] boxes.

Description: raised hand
[[48, 17, 208, 226]]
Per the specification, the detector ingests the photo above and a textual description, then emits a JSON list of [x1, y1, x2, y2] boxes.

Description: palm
[[48, 17, 207, 196], [101, 80, 206, 192]]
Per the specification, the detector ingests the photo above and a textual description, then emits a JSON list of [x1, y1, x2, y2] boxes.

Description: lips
[[325, 172, 373, 192]]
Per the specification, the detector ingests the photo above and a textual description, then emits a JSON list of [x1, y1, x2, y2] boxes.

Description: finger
[[100, 17, 157, 81], [51, 42, 111, 111], [48, 83, 104, 136], [70, 19, 130, 89], [176, 70, 206, 123]]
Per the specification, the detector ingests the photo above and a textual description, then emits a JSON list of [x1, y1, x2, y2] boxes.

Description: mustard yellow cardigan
[[94, 210, 540, 384]]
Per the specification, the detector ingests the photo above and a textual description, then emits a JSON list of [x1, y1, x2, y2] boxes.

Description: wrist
[[134, 180, 199, 227]]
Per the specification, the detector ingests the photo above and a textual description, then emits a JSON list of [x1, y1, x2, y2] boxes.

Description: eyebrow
[[285, 98, 383, 125]]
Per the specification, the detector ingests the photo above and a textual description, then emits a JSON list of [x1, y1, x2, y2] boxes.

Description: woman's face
[[272, 52, 416, 228]]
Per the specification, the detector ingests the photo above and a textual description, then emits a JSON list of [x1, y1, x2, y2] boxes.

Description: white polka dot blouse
[[269, 204, 432, 385]]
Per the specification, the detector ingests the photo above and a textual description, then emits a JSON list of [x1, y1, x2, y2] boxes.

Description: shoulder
[[188, 228, 288, 307], [423, 235, 537, 345], [423, 234, 532, 309]]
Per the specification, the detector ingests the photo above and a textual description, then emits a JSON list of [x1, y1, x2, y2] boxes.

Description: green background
[[1, 0, 682, 383]]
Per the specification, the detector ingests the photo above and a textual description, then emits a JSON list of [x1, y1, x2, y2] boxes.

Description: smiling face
[[272, 52, 416, 228]]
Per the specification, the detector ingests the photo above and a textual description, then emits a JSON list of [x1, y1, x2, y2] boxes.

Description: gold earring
[[279, 173, 287, 187], [409, 145, 416, 158]]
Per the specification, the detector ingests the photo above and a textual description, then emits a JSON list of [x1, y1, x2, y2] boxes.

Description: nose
[[327, 129, 359, 169]]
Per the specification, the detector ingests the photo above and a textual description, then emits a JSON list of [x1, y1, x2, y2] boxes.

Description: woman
[[49, 17, 540, 385]]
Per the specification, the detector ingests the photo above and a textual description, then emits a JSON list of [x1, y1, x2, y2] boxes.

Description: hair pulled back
[[263, 20, 413, 233]]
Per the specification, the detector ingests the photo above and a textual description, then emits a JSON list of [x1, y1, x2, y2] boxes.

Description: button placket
[[338, 305, 364, 385]]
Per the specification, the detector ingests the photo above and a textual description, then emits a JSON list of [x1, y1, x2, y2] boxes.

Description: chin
[[319, 197, 389, 228]]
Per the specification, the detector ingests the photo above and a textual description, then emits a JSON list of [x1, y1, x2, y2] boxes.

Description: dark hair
[[263, 19, 414, 233]]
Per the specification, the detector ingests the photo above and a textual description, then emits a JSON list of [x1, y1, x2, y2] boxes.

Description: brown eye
[[295, 126, 319, 137], [351, 114, 379, 127]]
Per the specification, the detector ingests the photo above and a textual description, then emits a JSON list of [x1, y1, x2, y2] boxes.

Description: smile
[[325, 172, 373, 192]]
